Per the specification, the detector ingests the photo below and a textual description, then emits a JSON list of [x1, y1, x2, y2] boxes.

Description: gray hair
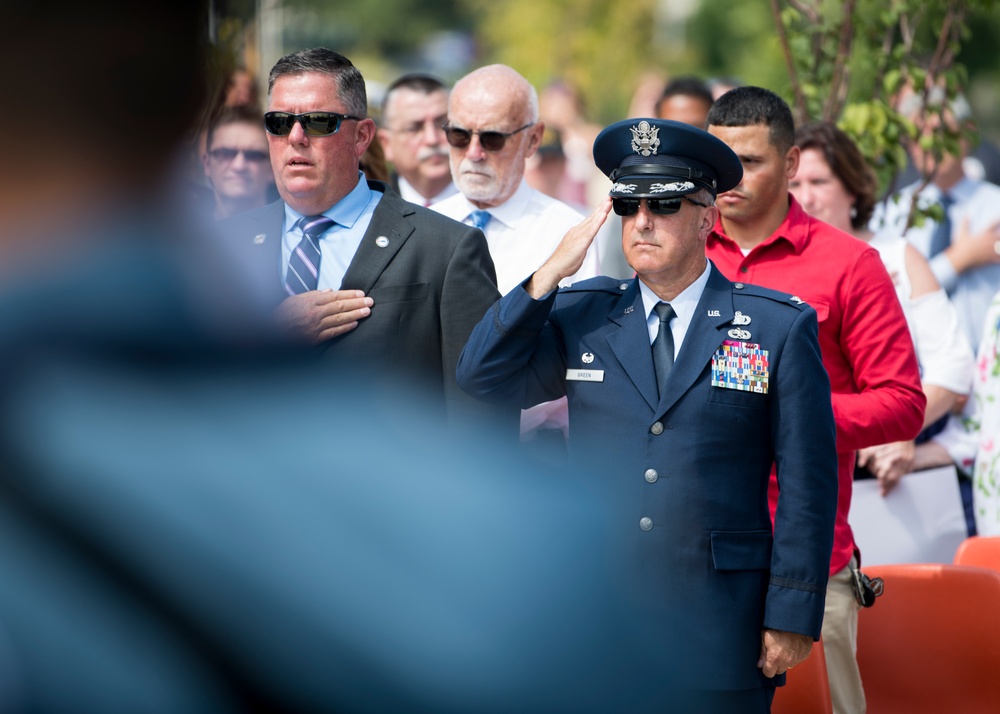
[[268, 48, 368, 118]]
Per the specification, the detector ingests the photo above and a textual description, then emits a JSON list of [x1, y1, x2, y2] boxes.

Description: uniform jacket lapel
[[657, 264, 736, 416], [605, 281, 660, 411]]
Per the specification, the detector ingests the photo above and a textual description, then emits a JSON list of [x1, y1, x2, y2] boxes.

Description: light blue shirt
[[872, 175, 1000, 351], [638, 259, 712, 357], [281, 172, 382, 291]]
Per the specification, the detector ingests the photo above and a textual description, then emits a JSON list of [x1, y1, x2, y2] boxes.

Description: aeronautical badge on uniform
[[711, 340, 770, 394]]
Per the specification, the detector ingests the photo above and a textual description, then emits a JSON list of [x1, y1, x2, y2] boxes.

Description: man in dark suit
[[219, 48, 501, 425], [457, 119, 839, 712]]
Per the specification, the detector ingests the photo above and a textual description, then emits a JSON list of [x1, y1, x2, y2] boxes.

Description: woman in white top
[[790, 121, 974, 495]]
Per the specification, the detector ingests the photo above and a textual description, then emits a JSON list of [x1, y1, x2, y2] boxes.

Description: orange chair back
[[954, 535, 1000, 573], [858, 563, 1000, 714], [770, 639, 832, 714]]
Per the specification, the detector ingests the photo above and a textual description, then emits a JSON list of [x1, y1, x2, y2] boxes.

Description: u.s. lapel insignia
[[728, 328, 752, 340], [708, 309, 721, 317], [731, 311, 751, 326], [581, 352, 595, 364], [253, 233, 266, 245], [624, 305, 635, 314]]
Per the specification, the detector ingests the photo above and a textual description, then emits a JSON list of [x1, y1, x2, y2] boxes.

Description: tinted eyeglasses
[[263, 111, 362, 137], [612, 196, 711, 216], [209, 147, 269, 163], [443, 123, 534, 152]]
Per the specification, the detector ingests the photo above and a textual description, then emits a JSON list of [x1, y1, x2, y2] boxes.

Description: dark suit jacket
[[219, 180, 503, 425], [457, 263, 839, 692]]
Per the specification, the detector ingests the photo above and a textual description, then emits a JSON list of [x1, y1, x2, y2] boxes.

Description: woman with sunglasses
[[789, 121, 974, 495]]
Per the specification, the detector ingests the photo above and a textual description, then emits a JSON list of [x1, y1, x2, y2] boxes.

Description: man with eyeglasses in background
[[434, 64, 600, 453], [200, 105, 275, 221], [219, 48, 506, 429], [457, 118, 839, 712], [377, 73, 457, 208]]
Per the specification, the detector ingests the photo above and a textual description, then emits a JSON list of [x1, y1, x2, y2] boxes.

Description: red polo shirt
[[707, 196, 926, 574]]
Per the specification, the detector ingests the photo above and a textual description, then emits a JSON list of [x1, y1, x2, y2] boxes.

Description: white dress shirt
[[433, 179, 600, 295], [396, 176, 458, 207]]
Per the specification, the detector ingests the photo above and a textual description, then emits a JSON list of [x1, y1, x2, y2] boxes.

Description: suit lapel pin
[[253, 233, 266, 245], [375, 236, 390, 248], [731, 311, 751, 326]]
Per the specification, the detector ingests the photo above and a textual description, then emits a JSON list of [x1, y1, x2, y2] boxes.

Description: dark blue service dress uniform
[[458, 262, 838, 696]]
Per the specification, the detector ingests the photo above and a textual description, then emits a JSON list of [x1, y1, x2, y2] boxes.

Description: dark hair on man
[[659, 76, 714, 107], [795, 122, 878, 230], [268, 48, 368, 118], [381, 73, 448, 120], [206, 105, 266, 151], [707, 86, 796, 155]]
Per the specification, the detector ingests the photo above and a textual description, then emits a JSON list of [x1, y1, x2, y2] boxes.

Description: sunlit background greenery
[[210, 0, 1000, 137]]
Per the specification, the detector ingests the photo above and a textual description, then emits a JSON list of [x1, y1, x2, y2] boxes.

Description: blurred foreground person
[[0, 6, 693, 713], [458, 119, 839, 712]]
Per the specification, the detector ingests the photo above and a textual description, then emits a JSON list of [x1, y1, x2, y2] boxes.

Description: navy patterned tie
[[285, 215, 334, 295], [469, 210, 492, 232], [652, 302, 676, 396], [928, 193, 953, 258]]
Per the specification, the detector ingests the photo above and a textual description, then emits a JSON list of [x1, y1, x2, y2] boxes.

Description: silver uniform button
[[639, 517, 653, 532], [734, 282, 745, 289], [650, 422, 664, 435], [644, 469, 658, 483]]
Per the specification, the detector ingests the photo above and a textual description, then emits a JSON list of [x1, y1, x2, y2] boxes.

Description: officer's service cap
[[593, 118, 742, 199]]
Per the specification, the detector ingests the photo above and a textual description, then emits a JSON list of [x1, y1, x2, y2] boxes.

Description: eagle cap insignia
[[630, 121, 660, 157]]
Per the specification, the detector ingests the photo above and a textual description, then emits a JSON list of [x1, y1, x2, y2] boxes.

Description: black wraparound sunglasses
[[612, 196, 711, 216], [264, 111, 362, 137], [442, 122, 534, 152]]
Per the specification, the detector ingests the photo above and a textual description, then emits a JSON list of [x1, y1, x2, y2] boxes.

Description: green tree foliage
[[772, 0, 997, 225]]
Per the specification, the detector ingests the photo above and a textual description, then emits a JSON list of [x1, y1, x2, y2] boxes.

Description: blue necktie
[[652, 302, 676, 396], [285, 215, 334, 295], [469, 210, 492, 232], [928, 193, 953, 258]]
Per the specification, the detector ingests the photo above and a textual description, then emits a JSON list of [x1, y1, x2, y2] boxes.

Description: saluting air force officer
[[457, 119, 839, 713]]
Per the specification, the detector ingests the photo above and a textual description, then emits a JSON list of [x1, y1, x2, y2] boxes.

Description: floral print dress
[[943, 290, 1000, 534]]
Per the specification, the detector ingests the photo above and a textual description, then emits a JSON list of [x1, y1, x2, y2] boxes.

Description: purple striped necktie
[[285, 215, 335, 295]]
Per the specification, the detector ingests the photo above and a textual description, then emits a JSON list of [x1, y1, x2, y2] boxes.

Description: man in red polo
[[706, 86, 925, 714]]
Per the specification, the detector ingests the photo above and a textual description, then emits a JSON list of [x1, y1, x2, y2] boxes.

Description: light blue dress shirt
[[281, 172, 382, 291], [872, 175, 1000, 351]]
